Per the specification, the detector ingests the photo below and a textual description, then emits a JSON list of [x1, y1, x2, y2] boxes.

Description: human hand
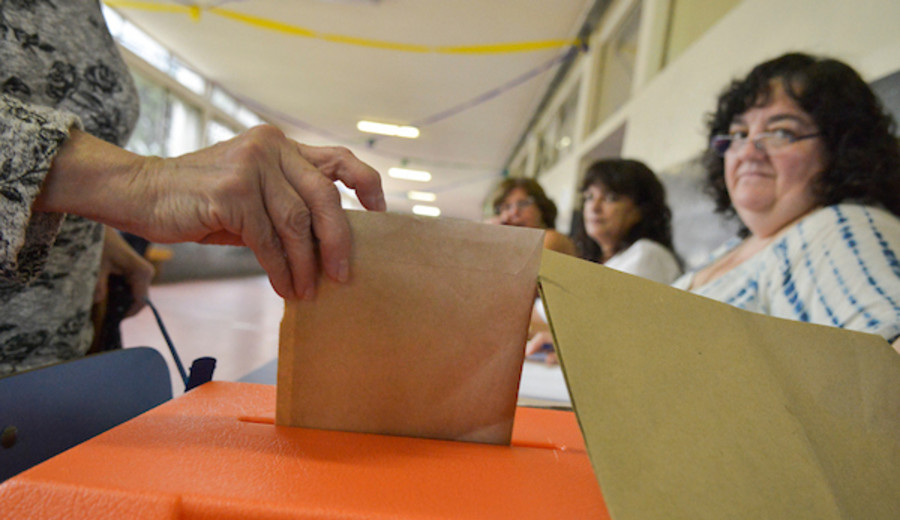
[[95, 226, 155, 317], [141, 126, 386, 300], [41, 126, 386, 301], [525, 330, 558, 365]]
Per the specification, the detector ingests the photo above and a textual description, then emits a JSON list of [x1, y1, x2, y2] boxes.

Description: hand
[[525, 330, 558, 365], [39, 125, 386, 300], [95, 226, 155, 317]]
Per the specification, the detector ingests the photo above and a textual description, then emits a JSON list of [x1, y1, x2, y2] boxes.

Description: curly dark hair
[[573, 158, 676, 263], [703, 52, 900, 225], [490, 177, 558, 229]]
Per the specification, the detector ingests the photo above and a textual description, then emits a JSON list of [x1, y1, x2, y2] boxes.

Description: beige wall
[[622, 0, 900, 173], [662, 0, 742, 67]]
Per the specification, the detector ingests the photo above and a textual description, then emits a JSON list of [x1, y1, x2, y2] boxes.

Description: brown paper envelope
[[277, 210, 544, 444], [538, 250, 900, 519]]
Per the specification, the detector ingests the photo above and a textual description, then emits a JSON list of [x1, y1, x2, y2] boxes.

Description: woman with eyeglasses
[[574, 158, 681, 284], [673, 52, 900, 350], [526, 159, 682, 363], [489, 177, 577, 256]]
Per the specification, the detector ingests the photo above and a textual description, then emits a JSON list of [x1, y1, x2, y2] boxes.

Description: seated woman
[[526, 159, 682, 362], [490, 177, 577, 256], [674, 52, 900, 350], [574, 158, 681, 284]]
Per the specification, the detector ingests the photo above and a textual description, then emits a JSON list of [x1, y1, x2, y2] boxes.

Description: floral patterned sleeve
[[0, 93, 82, 283]]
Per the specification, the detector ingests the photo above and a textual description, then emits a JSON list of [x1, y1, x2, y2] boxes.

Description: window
[[593, 5, 641, 128], [536, 128, 557, 174], [103, 7, 169, 73], [171, 57, 206, 96], [126, 70, 201, 157], [103, 5, 266, 157], [166, 96, 202, 156], [211, 88, 266, 129], [662, 0, 741, 66], [127, 71, 167, 156], [211, 87, 240, 117], [507, 155, 527, 179], [206, 119, 239, 146], [235, 106, 265, 129], [103, 6, 207, 95], [555, 87, 579, 157]]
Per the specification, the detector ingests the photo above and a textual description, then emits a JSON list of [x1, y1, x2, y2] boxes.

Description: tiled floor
[[120, 275, 283, 396]]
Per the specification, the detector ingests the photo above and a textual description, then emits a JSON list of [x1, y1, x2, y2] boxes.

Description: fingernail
[[333, 258, 349, 283], [369, 193, 387, 211], [302, 285, 316, 301]]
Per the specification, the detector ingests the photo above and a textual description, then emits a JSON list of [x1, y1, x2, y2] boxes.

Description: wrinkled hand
[[39, 125, 385, 300], [95, 226, 155, 317], [130, 125, 386, 300]]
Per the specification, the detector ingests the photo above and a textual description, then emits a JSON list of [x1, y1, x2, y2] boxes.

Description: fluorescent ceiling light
[[412, 205, 441, 217], [357, 120, 419, 138], [388, 167, 431, 182], [407, 190, 436, 202]]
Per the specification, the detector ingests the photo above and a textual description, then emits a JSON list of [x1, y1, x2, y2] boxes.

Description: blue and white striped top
[[672, 204, 900, 342]]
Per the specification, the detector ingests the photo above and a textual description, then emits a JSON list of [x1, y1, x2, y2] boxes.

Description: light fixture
[[407, 190, 436, 202], [388, 167, 431, 182], [357, 120, 420, 139], [412, 205, 441, 217]]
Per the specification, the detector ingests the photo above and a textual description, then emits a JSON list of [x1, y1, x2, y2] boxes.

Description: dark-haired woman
[[526, 159, 680, 363], [491, 177, 577, 256], [575, 159, 681, 284], [673, 52, 900, 350]]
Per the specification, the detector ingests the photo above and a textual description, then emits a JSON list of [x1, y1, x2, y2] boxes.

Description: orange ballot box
[[0, 382, 609, 519]]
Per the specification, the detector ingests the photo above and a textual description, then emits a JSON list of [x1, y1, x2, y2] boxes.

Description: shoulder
[[543, 229, 577, 256], [772, 203, 900, 281], [627, 239, 676, 258], [609, 239, 682, 283], [618, 239, 680, 268], [790, 204, 900, 241]]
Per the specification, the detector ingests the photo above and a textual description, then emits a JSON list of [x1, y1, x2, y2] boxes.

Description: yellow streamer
[[102, 0, 580, 54], [104, 0, 188, 15]]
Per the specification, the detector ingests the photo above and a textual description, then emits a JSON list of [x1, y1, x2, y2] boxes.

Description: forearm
[[27, 123, 384, 299], [34, 128, 152, 230]]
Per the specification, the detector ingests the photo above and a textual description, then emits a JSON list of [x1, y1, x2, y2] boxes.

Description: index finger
[[295, 143, 386, 212], [278, 144, 353, 286]]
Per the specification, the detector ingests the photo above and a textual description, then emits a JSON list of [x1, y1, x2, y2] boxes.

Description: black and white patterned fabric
[[0, 0, 139, 374]]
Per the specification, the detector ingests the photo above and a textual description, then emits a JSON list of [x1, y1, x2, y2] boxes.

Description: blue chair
[[0, 347, 172, 482]]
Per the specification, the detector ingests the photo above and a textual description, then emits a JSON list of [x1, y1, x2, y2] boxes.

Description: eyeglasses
[[710, 129, 821, 157], [495, 197, 535, 215]]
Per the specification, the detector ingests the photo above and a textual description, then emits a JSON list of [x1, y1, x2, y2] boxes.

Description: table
[[239, 358, 573, 407], [0, 382, 608, 519]]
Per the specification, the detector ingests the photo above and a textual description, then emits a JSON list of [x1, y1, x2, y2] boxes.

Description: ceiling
[[110, 0, 597, 221]]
